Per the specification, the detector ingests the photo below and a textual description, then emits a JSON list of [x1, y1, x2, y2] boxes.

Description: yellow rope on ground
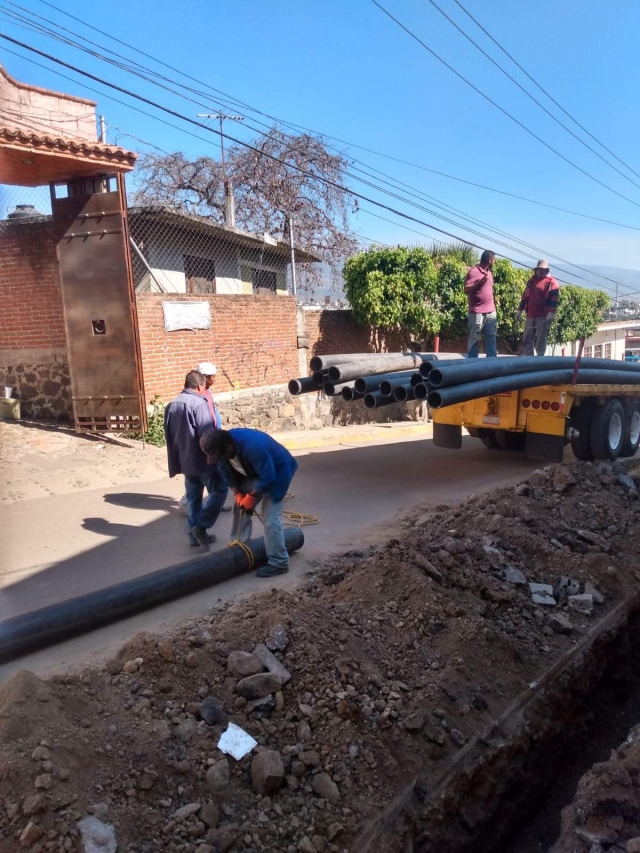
[[282, 510, 320, 528], [226, 539, 255, 570]]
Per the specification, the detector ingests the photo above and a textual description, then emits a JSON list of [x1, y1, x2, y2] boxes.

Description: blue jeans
[[231, 493, 288, 570], [467, 311, 497, 358], [184, 469, 228, 536]]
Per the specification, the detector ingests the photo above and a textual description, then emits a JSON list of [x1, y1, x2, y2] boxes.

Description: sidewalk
[[275, 420, 431, 450]]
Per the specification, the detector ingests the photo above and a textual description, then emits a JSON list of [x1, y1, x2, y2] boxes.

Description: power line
[[369, 0, 640, 210], [450, 0, 640, 182], [5, 0, 637, 233], [422, 0, 640, 192], [1, 36, 634, 302]]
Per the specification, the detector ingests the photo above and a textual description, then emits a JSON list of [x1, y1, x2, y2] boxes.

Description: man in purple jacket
[[164, 371, 228, 550], [464, 250, 497, 358]]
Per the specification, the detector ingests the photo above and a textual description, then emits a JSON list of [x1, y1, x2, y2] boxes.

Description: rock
[[199, 801, 220, 829], [553, 468, 577, 493], [627, 839, 640, 853], [298, 838, 317, 853], [300, 750, 321, 768], [34, 774, 52, 790], [327, 823, 344, 842], [105, 659, 123, 675], [568, 594, 594, 616], [19, 822, 44, 847], [247, 694, 276, 718], [206, 759, 230, 793], [285, 774, 299, 791], [500, 568, 526, 586], [190, 628, 209, 646], [297, 720, 312, 742], [174, 718, 198, 742], [236, 672, 282, 700], [87, 804, 109, 820], [312, 836, 326, 853], [185, 652, 198, 668], [209, 823, 238, 852], [227, 651, 263, 680], [174, 803, 202, 822], [266, 625, 290, 652], [450, 729, 465, 746], [253, 643, 292, 685], [137, 774, 155, 790], [251, 750, 285, 795], [529, 582, 556, 606], [22, 795, 47, 817], [31, 746, 50, 761], [200, 696, 229, 727], [325, 569, 346, 585], [549, 613, 573, 634], [122, 658, 141, 674], [617, 473, 637, 492], [299, 703, 314, 717], [414, 553, 443, 583], [404, 708, 429, 732], [311, 773, 340, 804], [157, 641, 175, 662], [152, 720, 172, 742], [77, 816, 117, 853], [585, 581, 605, 604], [576, 529, 608, 550], [554, 576, 581, 600]]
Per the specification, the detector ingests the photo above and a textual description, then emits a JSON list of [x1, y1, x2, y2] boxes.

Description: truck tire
[[570, 398, 595, 461], [480, 430, 499, 450], [620, 400, 640, 458], [589, 398, 625, 460], [495, 430, 526, 451]]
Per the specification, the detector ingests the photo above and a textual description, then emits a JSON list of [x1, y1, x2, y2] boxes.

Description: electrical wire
[[369, 0, 640, 210], [450, 0, 640, 182], [0, 33, 634, 300], [4, 0, 638, 234]]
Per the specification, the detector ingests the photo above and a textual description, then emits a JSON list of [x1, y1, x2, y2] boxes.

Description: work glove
[[239, 494, 258, 512], [235, 492, 245, 507]]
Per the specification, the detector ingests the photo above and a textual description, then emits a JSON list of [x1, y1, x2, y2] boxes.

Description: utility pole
[[99, 114, 107, 144], [196, 113, 244, 182], [288, 215, 297, 299], [615, 282, 619, 319], [196, 113, 244, 225]]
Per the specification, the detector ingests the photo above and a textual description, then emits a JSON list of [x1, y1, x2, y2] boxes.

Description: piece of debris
[[529, 582, 556, 606], [217, 723, 257, 760], [568, 594, 594, 616], [253, 643, 292, 685], [77, 816, 117, 853]]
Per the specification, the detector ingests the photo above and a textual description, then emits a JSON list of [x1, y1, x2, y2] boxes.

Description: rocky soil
[[2, 457, 640, 853]]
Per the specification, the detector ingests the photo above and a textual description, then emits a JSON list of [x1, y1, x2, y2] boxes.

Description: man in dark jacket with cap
[[164, 371, 228, 549], [200, 427, 298, 578]]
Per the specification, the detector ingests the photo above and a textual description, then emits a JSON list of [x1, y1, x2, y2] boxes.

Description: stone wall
[[0, 348, 71, 419], [214, 383, 427, 432]]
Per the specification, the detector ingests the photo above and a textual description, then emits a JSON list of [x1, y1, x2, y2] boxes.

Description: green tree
[[549, 285, 610, 346], [492, 259, 529, 353]]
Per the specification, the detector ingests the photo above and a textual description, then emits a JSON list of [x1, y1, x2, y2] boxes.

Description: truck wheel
[[590, 398, 625, 460], [620, 400, 640, 458], [570, 398, 594, 461], [480, 430, 499, 450], [495, 430, 526, 451]]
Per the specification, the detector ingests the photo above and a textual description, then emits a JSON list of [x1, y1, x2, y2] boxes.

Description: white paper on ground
[[217, 722, 258, 760]]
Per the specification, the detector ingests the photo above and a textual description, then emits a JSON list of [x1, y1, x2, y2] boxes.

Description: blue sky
[[2, 0, 640, 298]]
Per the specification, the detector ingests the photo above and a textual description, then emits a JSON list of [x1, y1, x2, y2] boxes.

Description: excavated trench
[[354, 595, 640, 853]]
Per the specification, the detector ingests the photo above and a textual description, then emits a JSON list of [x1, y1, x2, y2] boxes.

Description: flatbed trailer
[[432, 382, 640, 462]]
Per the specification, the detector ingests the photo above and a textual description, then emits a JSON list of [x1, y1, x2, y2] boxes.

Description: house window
[[184, 255, 216, 293], [583, 346, 593, 357], [594, 344, 603, 358], [570, 341, 576, 356], [252, 268, 277, 295], [605, 342, 612, 359]]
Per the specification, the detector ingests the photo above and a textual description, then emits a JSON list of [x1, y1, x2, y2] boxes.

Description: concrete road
[[0, 434, 539, 678]]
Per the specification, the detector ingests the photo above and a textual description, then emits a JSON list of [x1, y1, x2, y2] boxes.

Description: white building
[[128, 206, 321, 295], [547, 320, 640, 360]]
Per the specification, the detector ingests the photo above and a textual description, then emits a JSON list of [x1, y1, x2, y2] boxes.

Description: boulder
[[227, 651, 263, 680], [251, 750, 284, 795], [236, 673, 282, 700]]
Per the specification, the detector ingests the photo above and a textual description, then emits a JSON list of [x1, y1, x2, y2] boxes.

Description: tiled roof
[[0, 125, 136, 168]]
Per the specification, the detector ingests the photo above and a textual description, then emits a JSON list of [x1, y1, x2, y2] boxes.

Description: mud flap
[[433, 422, 462, 449], [525, 431, 565, 462]]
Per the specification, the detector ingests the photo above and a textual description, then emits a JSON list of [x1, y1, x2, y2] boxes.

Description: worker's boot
[[189, 526, 213, 550], [256, 563, 289, 578]]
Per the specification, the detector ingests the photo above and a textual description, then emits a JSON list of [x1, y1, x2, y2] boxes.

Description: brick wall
[[304, 307, 406, 359], [0, 220, 71, 418], [136, 293, 300, 402]]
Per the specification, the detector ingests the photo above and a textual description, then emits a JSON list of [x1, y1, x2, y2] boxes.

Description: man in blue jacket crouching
[[200, 427, 298, 578]]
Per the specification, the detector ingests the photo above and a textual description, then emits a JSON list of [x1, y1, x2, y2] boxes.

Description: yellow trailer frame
[[432, 384, 640, 461]]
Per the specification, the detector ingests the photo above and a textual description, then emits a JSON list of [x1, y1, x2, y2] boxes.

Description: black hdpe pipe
[[310, 353, 406, 371], [354, 370, 416, 395], [329, 354, 427, 383], [411, 372, 426, 387], [312, 369, 329, 386], [0, 530, 304, 664], [419, 358, 468, 378], [323, 380, 355, 396], [414, 382, 430, 400], [288, 376, 318, 395], [364, 390, 399, 409], [394, 383, 416, 402], [429, 356, 640, 389], [342, 386, 365, 401], [428, 368, 640, 409]]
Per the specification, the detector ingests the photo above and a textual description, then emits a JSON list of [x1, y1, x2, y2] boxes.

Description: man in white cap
[[517, 260, 560, 356]]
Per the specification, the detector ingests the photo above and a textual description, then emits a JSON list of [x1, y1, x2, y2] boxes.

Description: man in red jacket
[[518, 260, 560, 356]]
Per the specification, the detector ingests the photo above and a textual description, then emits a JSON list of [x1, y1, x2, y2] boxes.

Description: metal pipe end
[[379, 381, 394, 397], [427, 390, 443, 409], [414, 383, 429, 400], [309, 356, 322, 371], [364, 393, 377, 409], [312, 371, 327, 386]]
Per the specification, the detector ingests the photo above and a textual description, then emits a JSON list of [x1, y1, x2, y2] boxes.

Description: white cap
[[197, 362, 217, 376]]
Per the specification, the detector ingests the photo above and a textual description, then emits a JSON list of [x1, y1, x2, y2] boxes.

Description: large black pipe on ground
[[428, 368, 640, 409], [429, 356, 640, 389], [0, 530, 304, 664], [342, 386, 365, 401], [413, 382, 430, 400], [288, 376, 319, 395], [393, 383, 416, 402], [354, 370, 416, 395], [323, 380, 355, 396], [364, 390, 399, 409]]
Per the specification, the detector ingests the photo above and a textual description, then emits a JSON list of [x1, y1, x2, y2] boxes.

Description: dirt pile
[[1, 458, 640, 853]]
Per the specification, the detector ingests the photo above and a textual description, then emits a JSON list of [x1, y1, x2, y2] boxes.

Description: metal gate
[[51, 173, 146, 433]]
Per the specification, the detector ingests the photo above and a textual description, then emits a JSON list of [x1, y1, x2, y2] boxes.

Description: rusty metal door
[[51, 174, 146, 433]]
